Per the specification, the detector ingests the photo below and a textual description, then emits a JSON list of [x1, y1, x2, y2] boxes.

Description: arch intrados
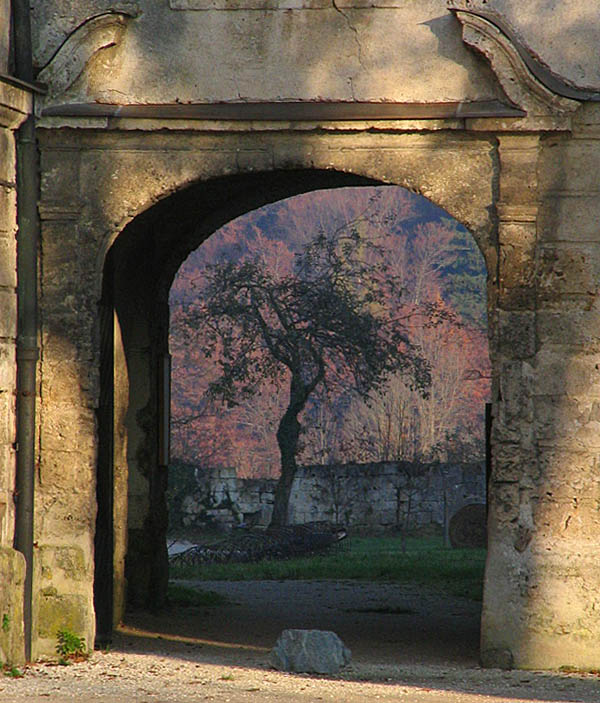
[[97, 163, 492, 627], [104, 166, 487, 300], [107, 170, 379, 295]]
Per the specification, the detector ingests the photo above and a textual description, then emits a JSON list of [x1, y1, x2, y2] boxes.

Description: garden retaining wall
[[176, 461, 486, 533]]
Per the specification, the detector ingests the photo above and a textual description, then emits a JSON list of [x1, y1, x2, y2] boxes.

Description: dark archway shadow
[[95, 167, 494, 681], [95, 169, 386, 643], [125, 578, 482, 666]]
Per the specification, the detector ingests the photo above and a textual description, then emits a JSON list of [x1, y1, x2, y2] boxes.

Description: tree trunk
[[270, 365, 323, 527], [270, 409, 301, 526], [270, 457, 296, 527]]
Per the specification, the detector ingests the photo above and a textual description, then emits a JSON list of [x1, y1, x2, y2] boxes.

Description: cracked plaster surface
[[30, 0, 600, 103], [331, 0, 363, 100], [31, 0, 504, 104]]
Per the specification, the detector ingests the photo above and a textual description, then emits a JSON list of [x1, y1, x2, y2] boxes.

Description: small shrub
[[1, 614, 9, 633], [3, 666, 24, 678], [56, 629, 88, 664]]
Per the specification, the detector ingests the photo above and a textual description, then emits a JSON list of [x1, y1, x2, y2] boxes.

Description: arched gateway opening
[[19, 0, 599, 672], [94, 168, 493, 650]]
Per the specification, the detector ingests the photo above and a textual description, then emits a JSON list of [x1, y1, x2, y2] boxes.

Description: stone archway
[[95, 166, 495, 641], [96, 169, 496, 638], [32, 97, 600, 667], [1, 0, 599, 673]]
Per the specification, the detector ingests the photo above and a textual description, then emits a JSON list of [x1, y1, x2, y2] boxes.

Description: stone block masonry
[[0, 68, 32, 665], [175, 461, 486, 533], [10, 0, 599, 670]]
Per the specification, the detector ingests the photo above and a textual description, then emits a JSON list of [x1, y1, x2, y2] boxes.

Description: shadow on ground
[[116, 579, 600, 702]]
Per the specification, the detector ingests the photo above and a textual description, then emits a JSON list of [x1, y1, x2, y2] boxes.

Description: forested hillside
[[169, 187, 490, 478]]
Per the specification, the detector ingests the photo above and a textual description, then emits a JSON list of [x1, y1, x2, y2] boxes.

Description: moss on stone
[[0, 547, 25, 667], [39, 545, 87, 582], [55, 547, 86, 581], [38, 593, 86, 640]]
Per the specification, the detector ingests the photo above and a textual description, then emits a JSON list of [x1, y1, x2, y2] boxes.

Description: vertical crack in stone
[[331, 0, 363, 99]]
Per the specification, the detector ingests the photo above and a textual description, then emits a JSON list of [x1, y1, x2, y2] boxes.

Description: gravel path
[[2, 580, 599, 702]]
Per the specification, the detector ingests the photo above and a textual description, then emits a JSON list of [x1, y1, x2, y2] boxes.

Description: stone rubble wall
[[176, 461, 486, 533]]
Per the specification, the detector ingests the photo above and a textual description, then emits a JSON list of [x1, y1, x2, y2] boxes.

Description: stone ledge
[[171, 0, 451, 9], [0, 81, 32, 130]]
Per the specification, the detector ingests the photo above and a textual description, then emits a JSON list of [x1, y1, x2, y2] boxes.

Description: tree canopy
[[175, 212, 430, 525]]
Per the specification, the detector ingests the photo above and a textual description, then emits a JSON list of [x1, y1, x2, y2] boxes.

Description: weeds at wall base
[[55, 629, 89, 665], [3, 665, 25, 678]]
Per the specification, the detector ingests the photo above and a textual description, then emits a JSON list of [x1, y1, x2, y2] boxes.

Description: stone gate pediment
[[36, 0, 507, 109]]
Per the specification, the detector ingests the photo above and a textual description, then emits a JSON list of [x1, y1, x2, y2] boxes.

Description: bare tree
[[175, 214, 429, 526], [339, 303, 487, 464]]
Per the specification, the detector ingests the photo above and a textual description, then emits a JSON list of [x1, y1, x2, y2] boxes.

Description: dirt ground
[[2, 579, 599, 702]]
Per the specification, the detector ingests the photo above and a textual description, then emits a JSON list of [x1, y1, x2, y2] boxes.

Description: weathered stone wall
[[480, 105, 600, 671], [0, 42, 31, 553], [0, 0, 9, 74], [0, 108, 18, 551], [34, 142, 98, 660], [174, 461, 486, 533], [0, 58, 32, 664], [290, 462, 484, 530], [0, 547, 25, 667], [0, 0, 596, 672]]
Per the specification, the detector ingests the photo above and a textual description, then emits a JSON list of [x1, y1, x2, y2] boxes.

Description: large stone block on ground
[[270, 629, 351, 674]]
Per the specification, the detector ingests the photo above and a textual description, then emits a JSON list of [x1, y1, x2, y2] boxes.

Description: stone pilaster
[[482, 122, 600, 670], [0, 82, 30, 550], [0, 79, 31, 666], [482, 133, 540, 669], [0, 129, 18, 551], [34, 144, 96, 660]]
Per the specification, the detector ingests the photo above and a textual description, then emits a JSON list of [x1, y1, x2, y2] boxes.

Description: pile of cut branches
[[169, 522, 347, 566]]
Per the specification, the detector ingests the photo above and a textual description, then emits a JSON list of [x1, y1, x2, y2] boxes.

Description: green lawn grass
[[169, 535, 486, 601], [167, 582, 229, 607]]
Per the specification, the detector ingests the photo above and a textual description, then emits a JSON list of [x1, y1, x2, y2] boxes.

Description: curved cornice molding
[[37, 11, 137, 104], [448, 2, 600, 103], [448, 1, 598, 123]]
